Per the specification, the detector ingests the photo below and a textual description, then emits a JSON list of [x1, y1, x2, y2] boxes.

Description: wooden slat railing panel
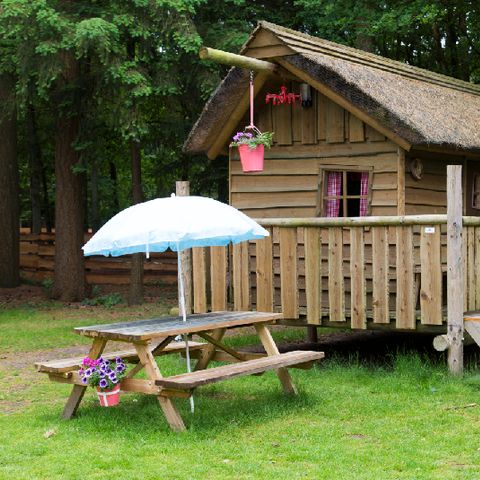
[[350, 228, 366, 329], [210, 246, 227, 311], [233, 242, 250, 311], [466, 226, 476, 311], [279, 228, 299, 319], [304, 227, 321, 325], [419, 226, 442, 325], [255, 229, 274, 312], [192, 247, 207, 313], [328, 227, 345, 322], [475, 228, 480, 310], [462, 230, 468, 312], [371, 226, 390, 323], [396, 226, 415, 329]]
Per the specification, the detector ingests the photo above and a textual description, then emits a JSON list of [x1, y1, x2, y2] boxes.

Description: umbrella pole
[[177, 246, 195, 413]]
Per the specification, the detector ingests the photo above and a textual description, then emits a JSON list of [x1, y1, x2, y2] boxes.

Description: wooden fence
[[20, 230, 177, 285], [190, 215, 480, 330]]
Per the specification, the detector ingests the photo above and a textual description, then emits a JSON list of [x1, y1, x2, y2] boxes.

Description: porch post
[[176, 181, 192, 314], [446, 165, 464, 375]]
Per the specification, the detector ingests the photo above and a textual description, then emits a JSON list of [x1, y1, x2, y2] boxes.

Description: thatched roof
[[185, 21, 480, 156]]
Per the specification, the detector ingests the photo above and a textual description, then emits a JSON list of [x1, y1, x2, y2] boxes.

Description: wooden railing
[[191, 215, 480, 330]]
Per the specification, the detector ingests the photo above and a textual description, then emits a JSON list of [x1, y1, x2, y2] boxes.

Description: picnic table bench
[[36, 311, 324, 431]]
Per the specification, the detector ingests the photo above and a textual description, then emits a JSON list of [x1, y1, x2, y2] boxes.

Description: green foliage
[[82, 292, 124, 308], [41, 278, 54, 296], [230, 130, 275, 149], [1, 0, 479, 234]]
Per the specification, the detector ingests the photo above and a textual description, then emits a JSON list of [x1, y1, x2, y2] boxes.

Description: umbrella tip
[[171, 193, 176, 197]]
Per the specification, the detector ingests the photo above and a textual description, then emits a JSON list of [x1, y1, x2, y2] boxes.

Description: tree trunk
[[52, 57, 86, 301], [0, 73, 20, 287], [109, 160, 120, 212], [26, 85, 44, 234], [90, 155, 101, 232], [128, 139, 144, 305]]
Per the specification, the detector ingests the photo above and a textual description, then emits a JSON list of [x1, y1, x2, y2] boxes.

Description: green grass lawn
[[1, 299, 480, 479]]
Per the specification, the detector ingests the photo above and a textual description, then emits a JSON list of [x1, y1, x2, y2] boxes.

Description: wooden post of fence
[[176, 181, 192, 314], [446, 165, 464, 375]]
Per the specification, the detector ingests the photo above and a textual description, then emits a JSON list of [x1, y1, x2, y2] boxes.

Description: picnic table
[[36, 311, 324, 431]]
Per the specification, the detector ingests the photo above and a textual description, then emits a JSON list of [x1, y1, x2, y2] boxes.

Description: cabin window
[[472, 174, 480, 210], [319, 169, 372, 217]]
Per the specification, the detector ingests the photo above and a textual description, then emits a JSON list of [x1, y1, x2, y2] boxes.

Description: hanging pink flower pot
[[96, 384, 121, 407], [238, 144, 264, 173]]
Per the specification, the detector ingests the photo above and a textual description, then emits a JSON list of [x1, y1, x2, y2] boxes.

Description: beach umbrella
[[82, 194, 269, 411]]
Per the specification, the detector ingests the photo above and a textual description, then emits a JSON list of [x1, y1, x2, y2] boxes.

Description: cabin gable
[[229, 80, 403, 218]]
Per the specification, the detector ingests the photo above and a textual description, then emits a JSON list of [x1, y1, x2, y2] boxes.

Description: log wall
[[19, 230, 177, 285]]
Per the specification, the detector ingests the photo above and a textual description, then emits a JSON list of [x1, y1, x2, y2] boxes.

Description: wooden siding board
[[256, 231, 274, 312], [304, 227, 322, 324], [350, 228, 366, 329], [279, 228, 299, 319], [210, 246, 227, 311], [395, 226, 416, 329], [192, 247, 207, 313], [372, 227, 390, 323], [419, 227, 442, 325], [328, 227, 345, 321], [326, 100, 344, 143], [348, 114, 365, 143]]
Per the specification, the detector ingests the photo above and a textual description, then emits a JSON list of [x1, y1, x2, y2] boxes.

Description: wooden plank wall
[[404, 156, 464, 215], [230, 83, 399, 219], [19, 230, 177, 285]]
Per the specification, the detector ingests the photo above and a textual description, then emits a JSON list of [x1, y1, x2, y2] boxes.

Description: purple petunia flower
[[245, 132, 253, 138], [99, 378, 108, 389], [81, 376, 88, 385], [84, 368, 93, 377], [110, 376, 118, 384], [78, 368, 85, 375], [116, 364, 125, 373], [98, 371, 105, 378], [115, 357, 123, 364]]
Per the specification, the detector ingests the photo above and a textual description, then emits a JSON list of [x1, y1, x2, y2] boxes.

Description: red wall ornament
[[265, 86, 301, 106]]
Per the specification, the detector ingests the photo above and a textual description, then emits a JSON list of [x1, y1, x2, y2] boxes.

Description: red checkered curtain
[[359, 172, 369, 216], [326, 171, 342, 217]]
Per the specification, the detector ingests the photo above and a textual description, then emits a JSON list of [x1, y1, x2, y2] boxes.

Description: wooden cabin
[[184, 22, 480, 332]]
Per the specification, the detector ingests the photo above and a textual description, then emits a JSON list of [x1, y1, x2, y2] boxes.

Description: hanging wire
[[248, 70, 254, 129]]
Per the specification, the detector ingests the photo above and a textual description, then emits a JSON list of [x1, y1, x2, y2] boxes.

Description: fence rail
[[191, 215, 480, 330]]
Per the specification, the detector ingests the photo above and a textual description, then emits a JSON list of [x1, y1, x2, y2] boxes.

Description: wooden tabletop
[[74, 311, 283, 342]]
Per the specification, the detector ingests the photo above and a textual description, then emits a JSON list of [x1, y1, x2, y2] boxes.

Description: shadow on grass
[[37, 375, 319, 439]]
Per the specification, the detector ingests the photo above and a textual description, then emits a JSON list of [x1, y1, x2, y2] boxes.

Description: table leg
[[254, 324, 297, 395], [62, 337, 107, 419], [134, 342, 186, 432], [194, 328, 226, 371]]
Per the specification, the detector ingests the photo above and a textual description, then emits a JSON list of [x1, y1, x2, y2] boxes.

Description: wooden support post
[[447, 165, 464, 375], [176, 181, 192, 314], [199, 47, 278, 73]]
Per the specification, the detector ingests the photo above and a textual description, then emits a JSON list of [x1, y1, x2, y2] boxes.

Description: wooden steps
[[156, 350, 324, 390], [35, 341, 205, 374]]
